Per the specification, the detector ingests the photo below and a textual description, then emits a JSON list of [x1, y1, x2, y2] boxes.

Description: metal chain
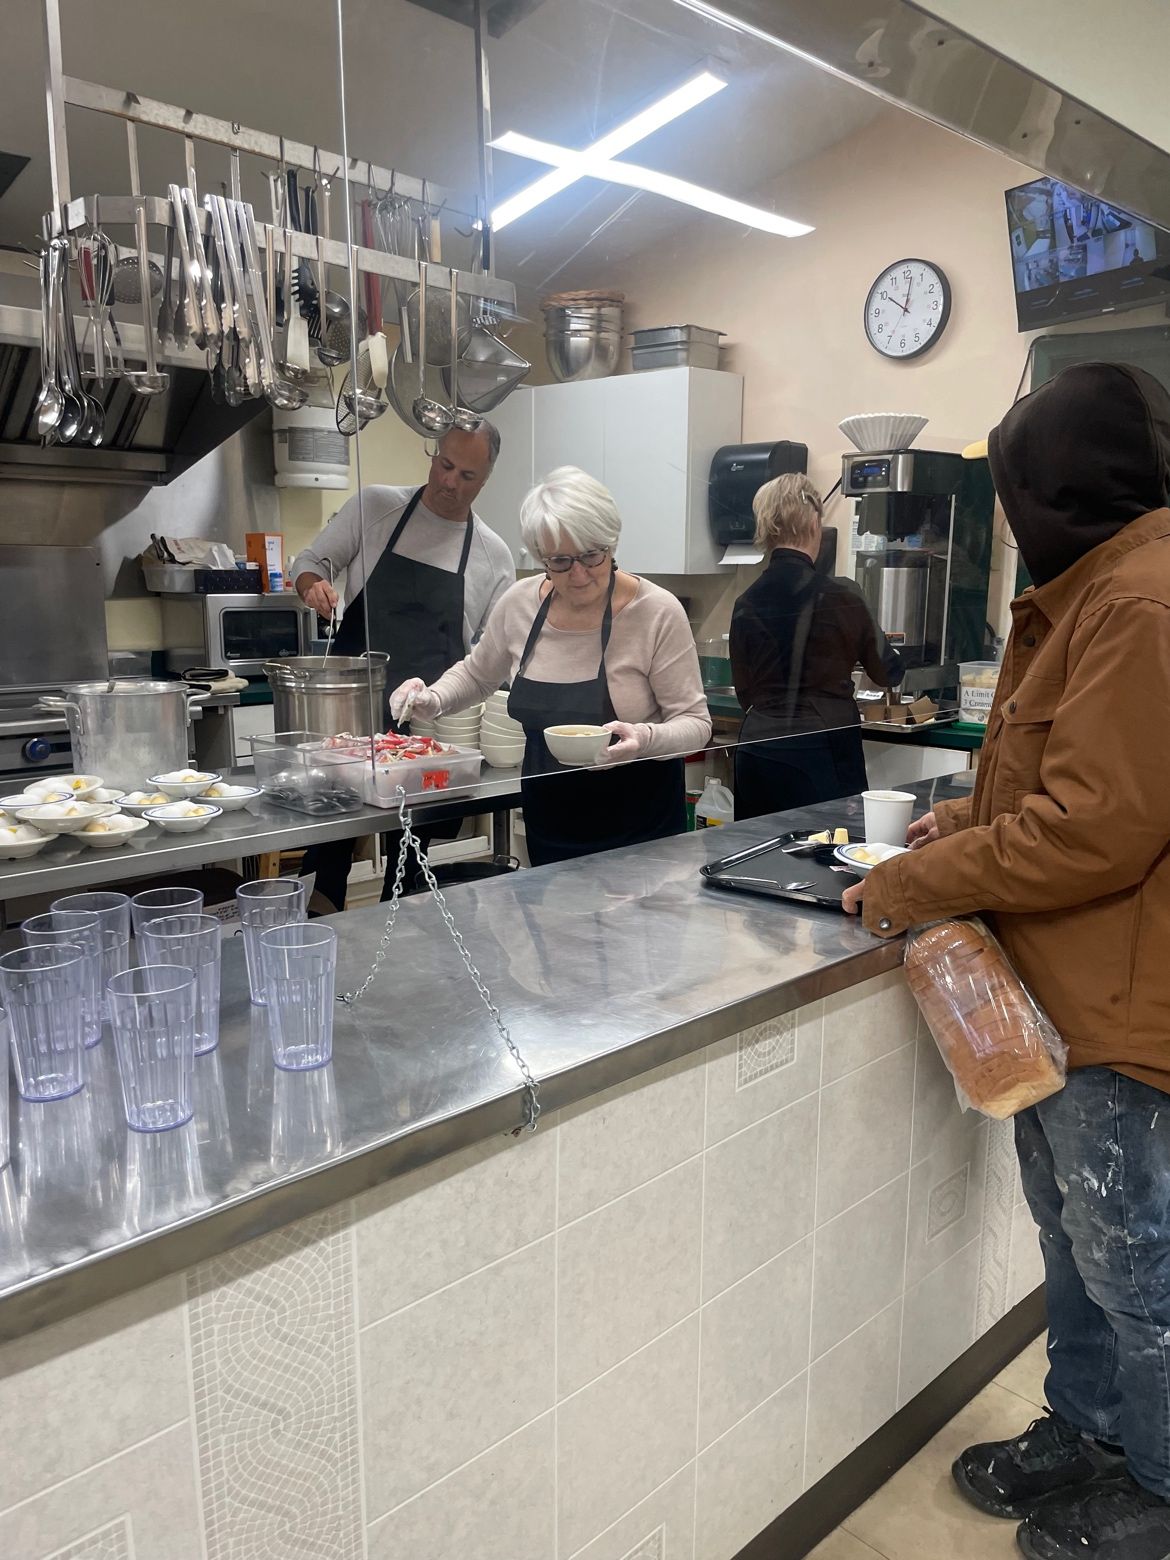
[[337, 788, 541, 1133]]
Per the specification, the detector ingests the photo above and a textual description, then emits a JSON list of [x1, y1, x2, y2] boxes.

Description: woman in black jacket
[[730, 473, 904, 820]]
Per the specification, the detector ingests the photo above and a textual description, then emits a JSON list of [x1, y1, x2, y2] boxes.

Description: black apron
[[332, 486, 473, 724], [507, 573, 686, 867]]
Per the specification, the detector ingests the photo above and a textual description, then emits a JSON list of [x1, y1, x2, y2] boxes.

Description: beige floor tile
[[844, 1382, 1033, 1559], [995, 1333, 1048, 1409], [808, 1530, 887, 1559]]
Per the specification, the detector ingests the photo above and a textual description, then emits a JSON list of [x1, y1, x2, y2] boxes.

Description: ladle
[[412, 263, 453, 434], [34, 244, 64, 438]]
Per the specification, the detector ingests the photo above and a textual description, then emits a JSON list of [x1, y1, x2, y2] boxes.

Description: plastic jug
[[695, 776, 734, 828]]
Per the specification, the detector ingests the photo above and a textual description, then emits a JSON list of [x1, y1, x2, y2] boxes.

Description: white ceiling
[[0, 0, 881, 299]]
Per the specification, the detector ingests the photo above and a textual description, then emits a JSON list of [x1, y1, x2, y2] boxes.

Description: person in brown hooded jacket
[[845, 362, 1170, 1560]]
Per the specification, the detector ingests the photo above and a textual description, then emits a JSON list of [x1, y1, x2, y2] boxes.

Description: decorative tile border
[[977, 1120, 1015, 1334], [621, 1523, 666, 1560], [44, 1518, 132, 1560], [736, 1016, 797, 1091], [186, 1206, 363, 1558]]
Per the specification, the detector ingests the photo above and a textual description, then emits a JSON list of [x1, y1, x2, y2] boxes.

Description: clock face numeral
[[865, 259, 951, 359]]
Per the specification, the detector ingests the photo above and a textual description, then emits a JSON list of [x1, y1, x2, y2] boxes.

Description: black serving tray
[[700, 829, 863, 910]]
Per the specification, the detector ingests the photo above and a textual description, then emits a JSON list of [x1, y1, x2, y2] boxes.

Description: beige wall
[[916, 0, 1170, 153], [571, 106, 1164, 638], [594, 108, 1033, 501]]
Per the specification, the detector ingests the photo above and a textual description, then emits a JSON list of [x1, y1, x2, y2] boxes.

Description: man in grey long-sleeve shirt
[[291, 424, 515, 659], [291, 421, 515, 909]]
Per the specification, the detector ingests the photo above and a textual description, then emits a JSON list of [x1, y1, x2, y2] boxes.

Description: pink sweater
[[428, 576, 713, 758]]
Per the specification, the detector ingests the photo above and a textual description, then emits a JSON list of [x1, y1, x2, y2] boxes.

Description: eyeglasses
[[543, 548, 610, 573]]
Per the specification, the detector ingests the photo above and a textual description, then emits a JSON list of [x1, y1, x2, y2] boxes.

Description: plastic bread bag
[[903, 918, 1068, 1119]]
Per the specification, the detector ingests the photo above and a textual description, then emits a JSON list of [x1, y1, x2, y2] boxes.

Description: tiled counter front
[[0, 970, 1044, 1560]]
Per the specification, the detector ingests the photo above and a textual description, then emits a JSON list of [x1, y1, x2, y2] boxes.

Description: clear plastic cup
[[259, 923, 337, 1071], [237, 880, 306, 1005], [139, 914, 222, 1056], [20, 910, 103, 1047], [130, 886, 205, 940], [107, 964, 197, 1132], [861, 789, 916, 847], [0, 1008, 10, 1170], [0, 944, 88, 1102], [52, 892, 131, 1019]]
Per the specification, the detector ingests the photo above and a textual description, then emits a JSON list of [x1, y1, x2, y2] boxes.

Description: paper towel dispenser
[[708, 441, 808, 562]]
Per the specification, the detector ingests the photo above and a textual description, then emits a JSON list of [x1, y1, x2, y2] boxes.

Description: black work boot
[[1017, 1470, 1170, 1558], [952, 1409, 1127, 1519]]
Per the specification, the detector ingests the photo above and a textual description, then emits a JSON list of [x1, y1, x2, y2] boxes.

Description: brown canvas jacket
[[863, 507, 1170, 1092]]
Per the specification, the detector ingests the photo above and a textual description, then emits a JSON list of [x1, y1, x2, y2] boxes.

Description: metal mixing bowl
[[543, 302, 624, 383], [545, 326, 623, 382]]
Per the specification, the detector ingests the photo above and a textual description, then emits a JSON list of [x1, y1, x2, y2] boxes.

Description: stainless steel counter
[[0, 776, 969, 1341], [0, 765, 523, 907]]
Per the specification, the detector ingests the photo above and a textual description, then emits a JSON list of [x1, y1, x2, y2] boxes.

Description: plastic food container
[[959, 661, 1001, 726], [696, 636, 733, 691], [250, 731, 366, 816], [142, 563, 197, 594], [362, 746, 484, 809]]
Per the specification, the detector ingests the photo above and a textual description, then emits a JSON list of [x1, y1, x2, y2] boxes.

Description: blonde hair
[[753, 473, 824, 551]]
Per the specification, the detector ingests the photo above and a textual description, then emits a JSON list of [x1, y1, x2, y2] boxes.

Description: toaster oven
[[163, 593, 314, 676]]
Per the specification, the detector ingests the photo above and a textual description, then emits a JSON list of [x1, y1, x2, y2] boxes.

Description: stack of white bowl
[[480, 690, 526, 769], [433, 703, 484, 750]]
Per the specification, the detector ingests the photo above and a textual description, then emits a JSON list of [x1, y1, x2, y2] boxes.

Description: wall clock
[[864, 258, 952, 359]]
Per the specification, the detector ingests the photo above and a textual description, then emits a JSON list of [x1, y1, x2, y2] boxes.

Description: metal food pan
[[631, 324, 723, 348], [631, 342, 721, 371]]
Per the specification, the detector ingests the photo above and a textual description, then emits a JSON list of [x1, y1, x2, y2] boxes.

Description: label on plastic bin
[[959, 686, 996, 724], [421, 769, 452, 791]]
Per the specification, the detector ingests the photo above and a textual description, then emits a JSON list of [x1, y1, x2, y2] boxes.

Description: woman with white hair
[[390, 466, 712, 865], [730, 472, 904, 819]]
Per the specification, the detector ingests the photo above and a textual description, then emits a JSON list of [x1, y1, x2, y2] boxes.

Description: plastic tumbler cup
[[259, 923, 337, 1071], [107, 964, 197, 1132], [21, 910, 103, 1046], [0, 1007, 10, 1169], [862, 789, 916, 847], [130, 886, 205, 940], [0, 944, 88, 1101], [139, 914, 222, 1056], [52, 891, 131, 1018], [237, 880, 306, 1006]]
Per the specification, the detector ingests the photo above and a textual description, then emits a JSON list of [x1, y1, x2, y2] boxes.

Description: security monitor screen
[[1006, 177, 1170, 330]]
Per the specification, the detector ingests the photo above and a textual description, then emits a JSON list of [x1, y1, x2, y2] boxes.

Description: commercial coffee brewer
[[842, 447, 995, 673]]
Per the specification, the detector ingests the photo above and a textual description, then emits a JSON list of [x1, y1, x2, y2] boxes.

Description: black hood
[[987, 361, 1170, 586]]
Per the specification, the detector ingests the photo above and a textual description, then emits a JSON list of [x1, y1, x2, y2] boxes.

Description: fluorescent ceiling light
[[493, 130, 813, 237], [491, 69, 726, 230]]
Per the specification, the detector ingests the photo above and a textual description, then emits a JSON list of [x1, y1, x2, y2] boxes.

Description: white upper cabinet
[[475, 367, 743, 574]]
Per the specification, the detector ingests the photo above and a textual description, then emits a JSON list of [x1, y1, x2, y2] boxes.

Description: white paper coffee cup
[[862, 790, 915, 847]]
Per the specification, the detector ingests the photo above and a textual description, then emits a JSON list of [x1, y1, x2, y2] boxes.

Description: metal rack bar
[[61, 75, 478, 221], [42, 0, 70, 208], [54, 195, 517, 307], [473, 0, 494, 276]]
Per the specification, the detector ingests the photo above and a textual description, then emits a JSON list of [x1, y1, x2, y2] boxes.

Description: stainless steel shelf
[[0, 767, 523, 905], [56, 196, 518, 308]]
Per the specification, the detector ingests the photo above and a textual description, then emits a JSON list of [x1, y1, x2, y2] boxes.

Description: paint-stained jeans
[[1016, 1067, 1170, 1498]]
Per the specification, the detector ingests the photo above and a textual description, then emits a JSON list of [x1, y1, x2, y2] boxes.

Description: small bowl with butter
[[77, 814, 151, 848], [143, 800, 223, 834]]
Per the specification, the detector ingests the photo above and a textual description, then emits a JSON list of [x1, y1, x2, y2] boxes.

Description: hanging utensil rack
[[38, 0, 512, 310]]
